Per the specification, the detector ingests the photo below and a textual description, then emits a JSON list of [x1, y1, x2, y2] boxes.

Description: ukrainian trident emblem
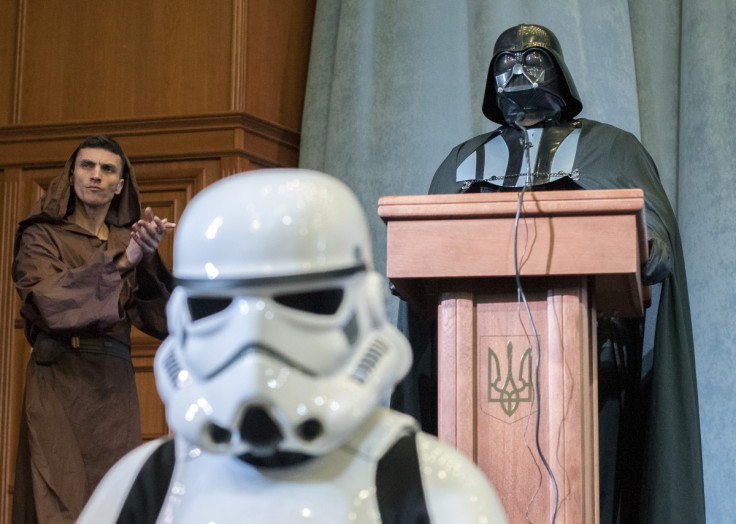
[[487, 341, 533, 417]]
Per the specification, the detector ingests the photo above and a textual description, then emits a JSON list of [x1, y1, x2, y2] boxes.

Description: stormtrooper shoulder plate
[[77, 437, 175, 523], [414, 432, 508, 522]]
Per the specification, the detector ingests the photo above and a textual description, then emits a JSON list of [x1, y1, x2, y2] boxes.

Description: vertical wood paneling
[[0, 0, 21, 125], [230, 0, 247, 113], [0, 167, 22, 524], [0, 169, 14, 524], [244, 0, 316, 131]]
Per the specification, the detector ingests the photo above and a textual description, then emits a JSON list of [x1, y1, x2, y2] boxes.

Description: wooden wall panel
[[244, 0, 317, 130], [17, 0, 234, 124], [127, 160, 221, 442], [0, 0, 19, 125], [134, 351, 168, 441], [0, 168, 21, 523], [0, 113, 302, 169], [132, 158, 222, 265], [7, 0, 315, 132]]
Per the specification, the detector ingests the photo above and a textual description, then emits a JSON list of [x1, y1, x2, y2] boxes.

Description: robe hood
[[15, 141, 141, 254]]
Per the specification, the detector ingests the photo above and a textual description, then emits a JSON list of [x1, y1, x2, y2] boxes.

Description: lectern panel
[[438, 279, 598, 524]]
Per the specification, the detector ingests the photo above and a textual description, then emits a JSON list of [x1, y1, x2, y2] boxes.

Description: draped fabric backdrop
[[300, 1, 736, 521]]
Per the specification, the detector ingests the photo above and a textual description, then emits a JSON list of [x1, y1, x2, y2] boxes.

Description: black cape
[[391, 118, 705, 524]]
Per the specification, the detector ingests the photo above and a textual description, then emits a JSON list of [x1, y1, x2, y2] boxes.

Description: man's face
[[72, 148, 124, 210]]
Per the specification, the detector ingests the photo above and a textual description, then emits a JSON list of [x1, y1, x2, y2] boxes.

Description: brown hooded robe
[[11, 148, 173, 523]]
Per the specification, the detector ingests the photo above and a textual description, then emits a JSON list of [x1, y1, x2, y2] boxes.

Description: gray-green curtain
[[300, 1, 736, 522]]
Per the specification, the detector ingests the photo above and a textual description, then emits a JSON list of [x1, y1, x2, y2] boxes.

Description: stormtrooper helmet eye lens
[[187, 296, 233, 321], [274, 288, 344, 315]]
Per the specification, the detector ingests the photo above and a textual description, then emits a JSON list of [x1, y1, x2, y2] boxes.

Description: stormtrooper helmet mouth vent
[[238, 406, 285, 453], [204, 404, 324, 456]]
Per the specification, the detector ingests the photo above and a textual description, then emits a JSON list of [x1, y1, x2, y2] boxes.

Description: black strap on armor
[[376, 434, 431, 523], [116, 439, 176, 524]]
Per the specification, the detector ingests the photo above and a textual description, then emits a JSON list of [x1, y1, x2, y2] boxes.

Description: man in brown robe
[[11, 135, 173, 523]]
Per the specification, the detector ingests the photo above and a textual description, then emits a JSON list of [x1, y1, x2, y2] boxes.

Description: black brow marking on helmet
[[204, 344, 317, 380], [174, 264, 366, 291]]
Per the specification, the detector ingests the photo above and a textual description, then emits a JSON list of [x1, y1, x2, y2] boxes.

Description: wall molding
[[0, 111, 300, 167]]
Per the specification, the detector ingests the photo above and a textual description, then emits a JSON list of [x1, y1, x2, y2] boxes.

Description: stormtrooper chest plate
[[157, 447, 385, 523], [156, 410, 418, 524]]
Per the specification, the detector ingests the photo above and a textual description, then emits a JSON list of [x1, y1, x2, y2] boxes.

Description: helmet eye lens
[[187, 297, 233, 321], [493, 48, 555, 90], [274, 288, 344, 315], [522, 50, 548, 80], [494, 53, 517, 74], [523, 50, 547, 67]]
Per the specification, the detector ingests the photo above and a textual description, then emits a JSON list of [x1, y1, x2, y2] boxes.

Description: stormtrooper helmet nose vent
[[239, 406, 284, 452]]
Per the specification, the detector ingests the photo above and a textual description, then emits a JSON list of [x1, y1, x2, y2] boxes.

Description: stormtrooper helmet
[[482, 24, 583, 125], [154, 169, 412, 462]]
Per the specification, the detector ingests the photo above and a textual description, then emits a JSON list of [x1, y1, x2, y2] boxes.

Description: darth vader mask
[[493, 48, 565, 125], [482, 24, 583, 126]]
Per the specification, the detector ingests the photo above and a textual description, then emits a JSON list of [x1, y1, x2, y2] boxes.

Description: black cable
[[514, 121, 559, 524]]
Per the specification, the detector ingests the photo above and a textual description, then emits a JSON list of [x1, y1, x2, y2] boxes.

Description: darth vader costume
[[391, 24, 705, 524]]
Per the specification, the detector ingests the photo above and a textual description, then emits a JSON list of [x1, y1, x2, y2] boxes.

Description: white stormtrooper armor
[[79, 169, 507, 523]]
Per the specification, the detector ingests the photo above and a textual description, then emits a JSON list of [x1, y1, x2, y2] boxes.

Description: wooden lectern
[[378, 189, 649, 524]]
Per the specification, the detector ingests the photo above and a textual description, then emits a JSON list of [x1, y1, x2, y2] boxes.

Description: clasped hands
[[118, 207, 175, 271]]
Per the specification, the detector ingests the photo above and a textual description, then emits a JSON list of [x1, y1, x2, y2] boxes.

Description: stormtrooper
[[392, 23, 705, 524], [79, 169, 508, 523]]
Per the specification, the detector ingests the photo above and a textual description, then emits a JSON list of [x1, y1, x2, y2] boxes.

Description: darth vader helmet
[[482, 24, 583, 125], [155, 169, 412, 462]]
